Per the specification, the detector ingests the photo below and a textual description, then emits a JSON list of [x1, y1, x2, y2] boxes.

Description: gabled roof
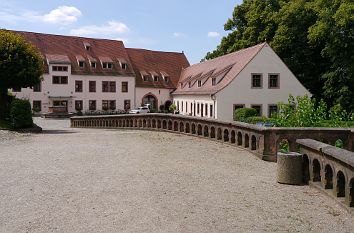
[[173, 43, 267, 95], [13, 30, 135, 76], [126, 48, 190, 89]]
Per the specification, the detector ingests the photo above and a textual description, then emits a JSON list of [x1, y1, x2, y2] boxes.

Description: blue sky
[[0, 0, 242, 64]]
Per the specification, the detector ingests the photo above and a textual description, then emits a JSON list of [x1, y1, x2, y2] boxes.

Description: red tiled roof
[[126, 48, 190, 89], [173, 43, 267, 95], [12, 30, 135, 76]]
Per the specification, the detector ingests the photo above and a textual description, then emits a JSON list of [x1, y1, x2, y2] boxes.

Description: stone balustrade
[[70, 114, 353, 162], [297, 139, 354, 209]]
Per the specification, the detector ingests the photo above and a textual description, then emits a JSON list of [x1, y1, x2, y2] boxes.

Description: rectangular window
[[121, 82, 128, 93], [124, 100, 131, 111], [75, 100, 83, 111], [33, 100, 41, 112], [89, 81, 96, 92], [78, 61, 85, 68], [102, 62, 113, 69], [164, 76, 169, 83], [269, 74, 279, 88], [52, 66, 68, 72], [268, 105, 278, 117], [52, 76, 68, 84], [233, 104, 245, 112], [251, 104, 262, 116], [205, 104, 208, 117], [143, 75, 149, 82], [198, 80, 202, 87], [89, 100, 96, 110], [91, 62, 96, 68], [212, 78, 217, 86], [251, 74, 262, 88], [33, 83, 41, 92], [102, 100, 116, 110], [75, 80, 83, 92], [102, 81, 116, 92], [210, 105, 213, 117], [154, 76, 159, 82], [121, 63, 127, 70], [197, 103, 200, 114]]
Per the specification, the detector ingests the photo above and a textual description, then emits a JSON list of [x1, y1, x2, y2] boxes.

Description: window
[[251, 105, 262, 116], [268, 105, 278, 117], [52, 76, 68, 84], [102, 81, 116, 92], [102, 62, 113, 69], [124, 100, 131, 111], [198, 80, 202, 87], [75, 100, 83, 111], [181, 101, 184, 112], [269, 74, 279, 88], [212, 78, 217, 86], [153, 76, 159, 82], [102, 100, 116, 110], [89, 100, 96, 110], [143, 75, 149, 82], [12, 87, 21, 92], [205, 104, 208, 117], [122, 82, 128, 93], [121, 63, 127, 70], [233, 104, 245, 112], [52, 66, 68, 72], [188, 82, 191, 88], [89, 81, 96, 92], [251, 74, 262, 88], [210, 105, 213, 117], [75, 80, 83, 92], [197, 103, 200, 114], [78, 61, 85, 68], [91, 62, 96, 68], [33, 100, 41, 112], [33, 83, 41, 92], [164, 76, 169, 83], [85, 45, 91, 51]]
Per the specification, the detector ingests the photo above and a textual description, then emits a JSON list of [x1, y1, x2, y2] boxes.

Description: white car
[[129, 106, 150, 114]]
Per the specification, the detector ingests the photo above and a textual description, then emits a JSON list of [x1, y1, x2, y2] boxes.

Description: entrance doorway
[[142, 94, 157, 110], [52, 100, 68, 112]]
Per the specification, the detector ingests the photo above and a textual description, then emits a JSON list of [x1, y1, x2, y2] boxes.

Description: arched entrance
[[142, 94, 158, 110]]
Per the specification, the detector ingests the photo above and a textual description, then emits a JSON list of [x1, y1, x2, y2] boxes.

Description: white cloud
[[173, 32, 187, 38], [207, 32, 220, 38], [42, 6, 82, 24], [0, 6, 81, 25], [70, 21, 129, 36]]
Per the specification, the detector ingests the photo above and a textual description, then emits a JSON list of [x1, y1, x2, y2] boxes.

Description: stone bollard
[[277, 152, 303, 185]]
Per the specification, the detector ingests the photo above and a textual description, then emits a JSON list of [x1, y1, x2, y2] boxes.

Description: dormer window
[[212, 77, 216, 86], [121, 63, 127, 70], [198, 80, 202, 87], [153, 76, 159, 82], [164, 76, 169, 83], [143, 75, 149, 82], [180, 83, 183, 88], [91, 62, 96, 68], [188, 82, 191, 88], [84, 42, 91, 51], [102, 62, 113, 69], [79, 61, 85, 68]]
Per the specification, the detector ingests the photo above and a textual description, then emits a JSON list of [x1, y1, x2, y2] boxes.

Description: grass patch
[[0, 119, 11, 129]]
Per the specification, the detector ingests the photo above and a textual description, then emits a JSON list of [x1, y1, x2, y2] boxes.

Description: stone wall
[[70, 114, 353, 162], [297, 139, 354, 208]]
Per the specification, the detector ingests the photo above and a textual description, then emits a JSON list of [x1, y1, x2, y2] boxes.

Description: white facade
[[173, 44, 311, 122], [12, 64, 136, 114], [135, 87, 172, 109]]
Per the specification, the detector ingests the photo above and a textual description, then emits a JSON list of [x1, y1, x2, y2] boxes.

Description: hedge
[[234, 108, 258, 121], [10, 99, 33, 129]]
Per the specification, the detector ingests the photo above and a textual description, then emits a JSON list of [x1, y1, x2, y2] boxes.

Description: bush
[[10, 99, 33, 129], [234, 108, 258, 121], [169, 103, 176, 113], [245, 116, 276, 125], [159, 104, 165, 112]]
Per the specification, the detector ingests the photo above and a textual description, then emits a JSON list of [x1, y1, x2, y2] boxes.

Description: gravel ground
[[0, 118, 353, 233]]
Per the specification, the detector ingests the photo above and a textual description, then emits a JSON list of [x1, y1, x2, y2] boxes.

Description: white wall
[[12, 64, 136, 113], [135, 87, 172, 109], [172, 94, 216, 118], [216, 44, 311, 121]]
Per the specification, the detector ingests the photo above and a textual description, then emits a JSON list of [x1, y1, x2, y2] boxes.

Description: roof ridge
[[127, 47, 185, 55]]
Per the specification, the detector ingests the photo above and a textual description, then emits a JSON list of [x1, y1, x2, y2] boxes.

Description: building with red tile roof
[[172, 43, 311, 121]]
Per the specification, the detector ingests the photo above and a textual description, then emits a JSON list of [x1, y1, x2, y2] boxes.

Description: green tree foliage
[[0, 30, 43, 119], [233, 108, 258, 121], [10, 99, 33, 129], [205, 0, 354, 112]]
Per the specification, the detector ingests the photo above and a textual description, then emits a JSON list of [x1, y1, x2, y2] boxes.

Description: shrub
[[245, 116, 276, 125], [234, 108, 258, 121], [335, 139, 344, 149], [159, 104, 165, 112], [279, 139, 289, 153], [10, 99, 33, 129], [169, 103, 176, 113]]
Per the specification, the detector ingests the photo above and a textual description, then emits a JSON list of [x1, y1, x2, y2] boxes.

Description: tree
[[0, 30, 43, 119]]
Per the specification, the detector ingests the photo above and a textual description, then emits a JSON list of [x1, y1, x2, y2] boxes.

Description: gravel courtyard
[[0, 118, 353, 233]]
